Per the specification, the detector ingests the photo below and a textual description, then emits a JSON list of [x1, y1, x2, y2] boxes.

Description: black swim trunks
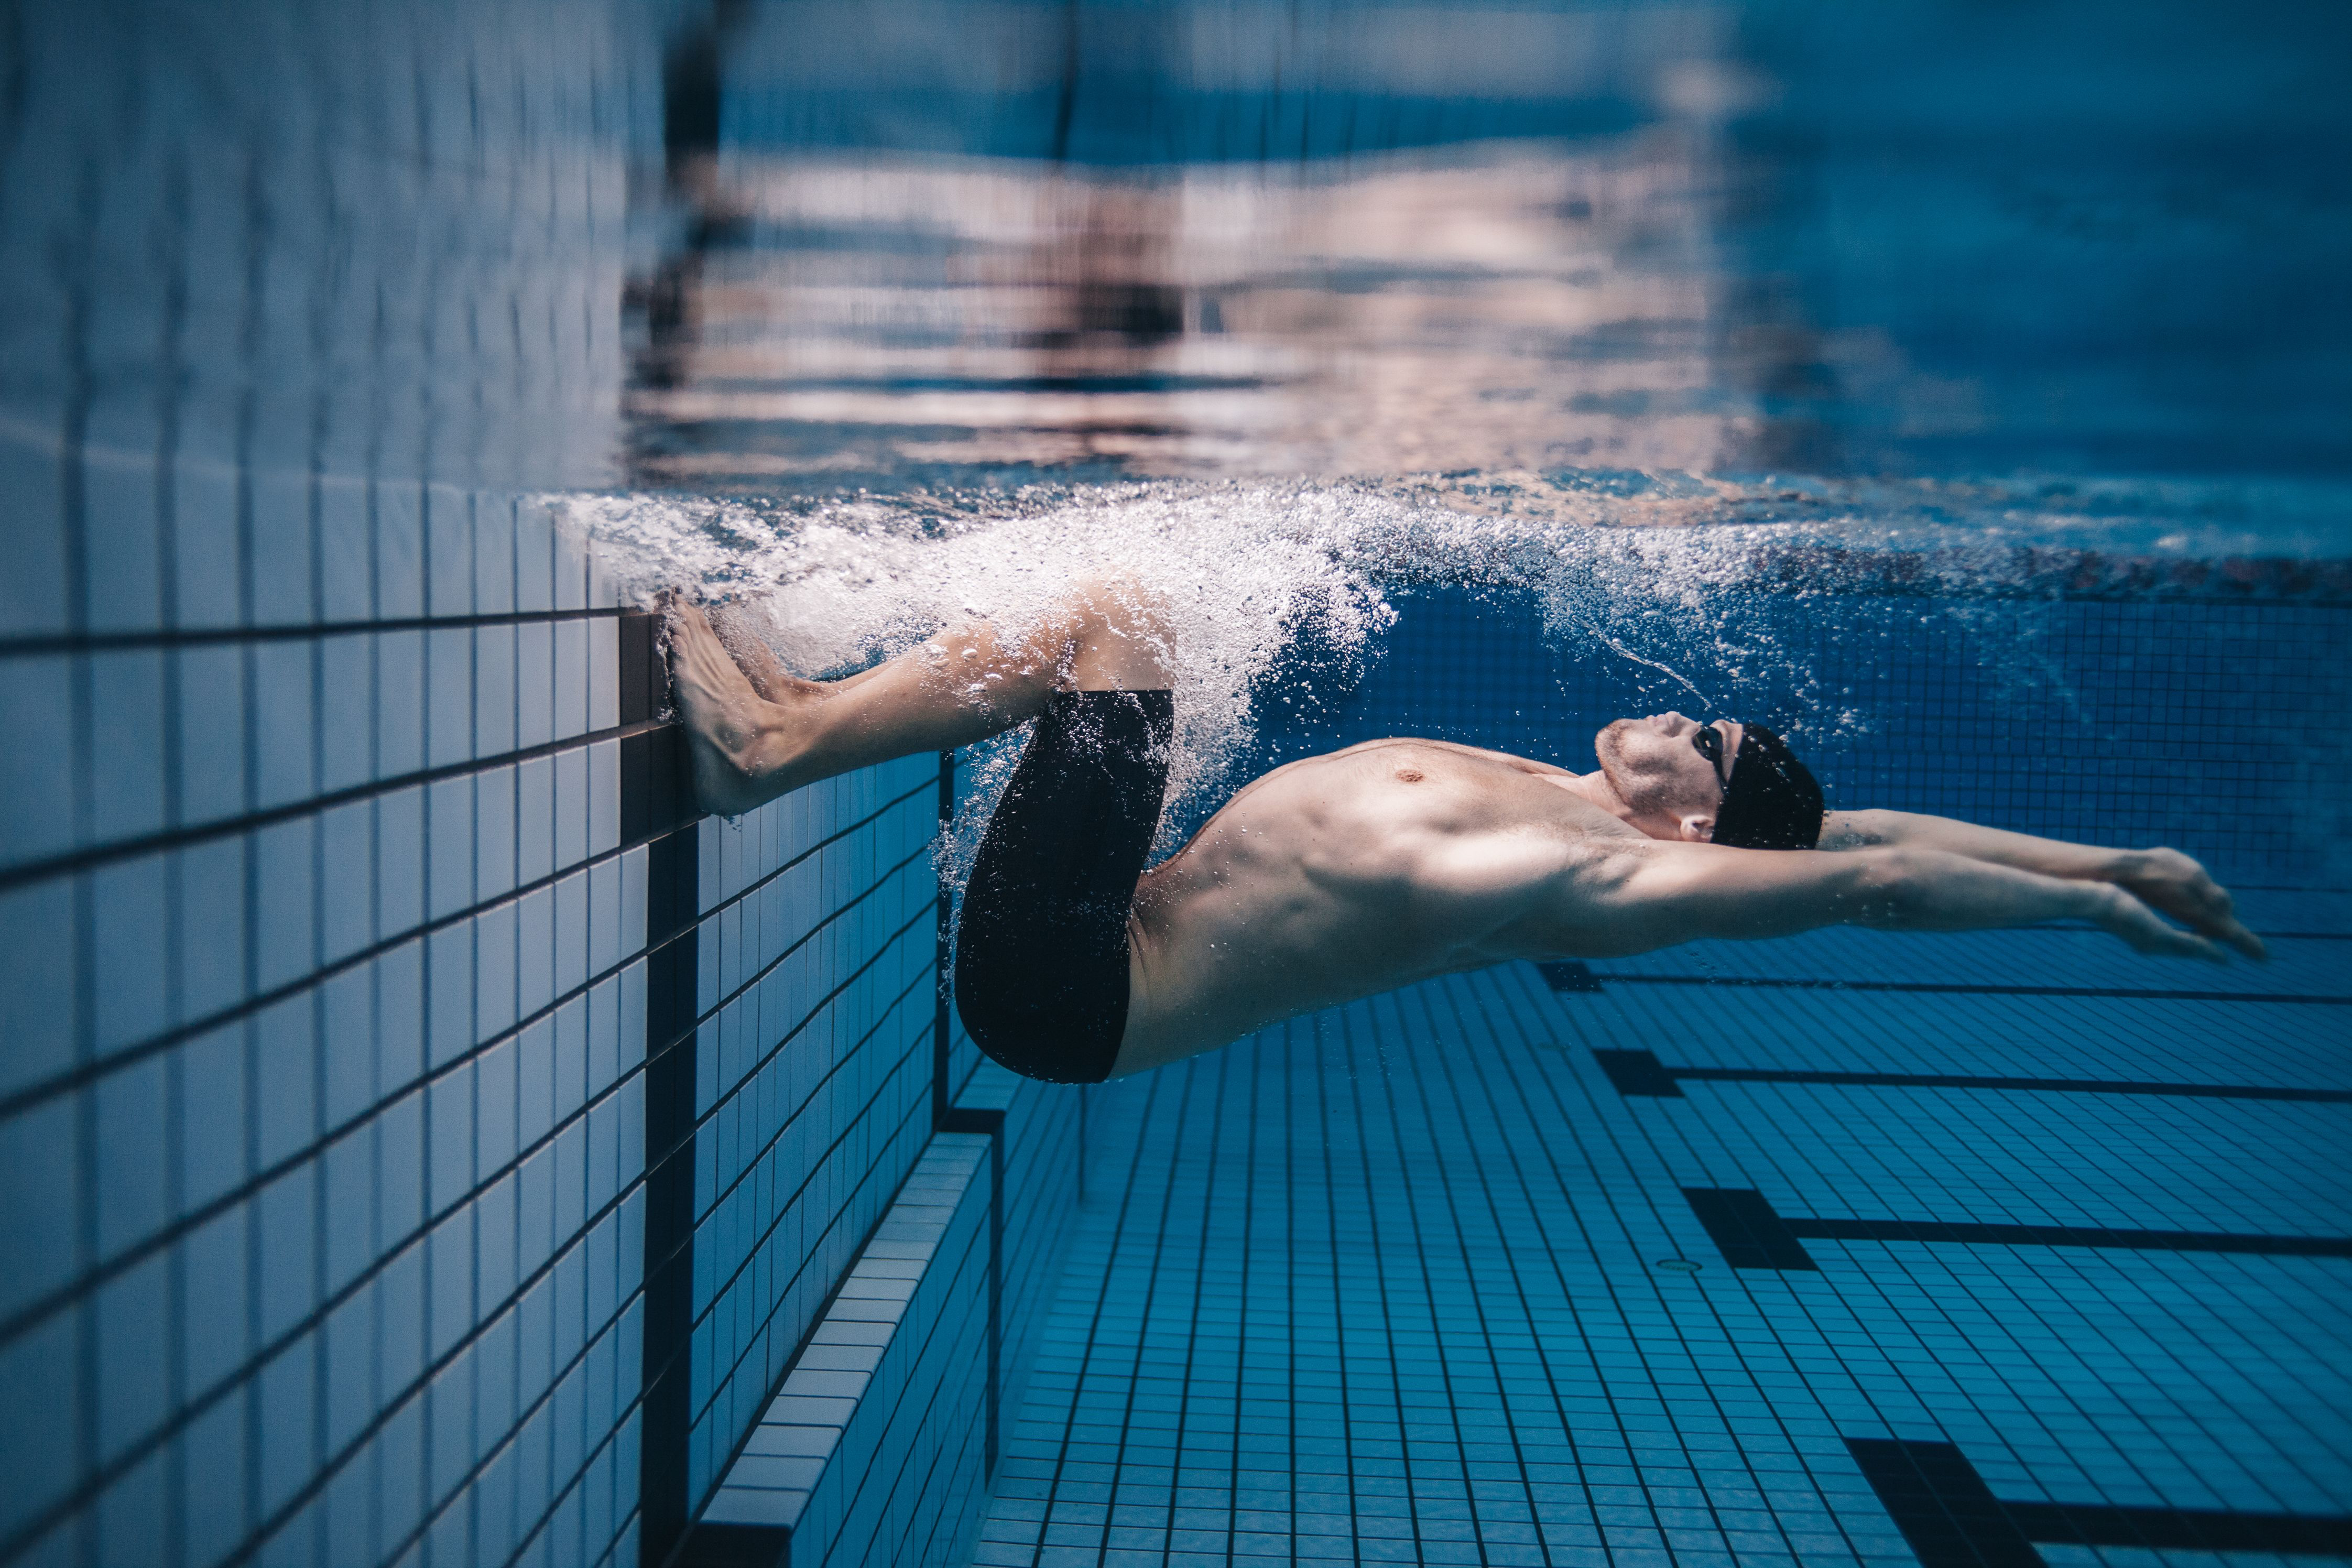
[[953, 689, 1174, 1084]]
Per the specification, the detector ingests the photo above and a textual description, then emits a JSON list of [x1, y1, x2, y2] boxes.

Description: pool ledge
[[681, 1133, 995, 1568]]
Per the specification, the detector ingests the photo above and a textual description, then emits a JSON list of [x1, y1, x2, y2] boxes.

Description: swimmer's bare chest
[[1113, 739, 1650, 1072]]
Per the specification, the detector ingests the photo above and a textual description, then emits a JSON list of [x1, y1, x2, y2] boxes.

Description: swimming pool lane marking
[[1679, 1186, 2352, 1270], [1539, 960, 2352, 1006], [1845, 1436, 2352, 1566], [1586, 1047, 2352, 1104]]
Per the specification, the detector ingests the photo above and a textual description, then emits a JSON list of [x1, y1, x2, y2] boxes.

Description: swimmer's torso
[[1116, 738, 1660, 1072]]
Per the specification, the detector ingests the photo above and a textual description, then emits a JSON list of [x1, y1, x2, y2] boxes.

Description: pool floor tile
[[968, 960, 2352, 1565]]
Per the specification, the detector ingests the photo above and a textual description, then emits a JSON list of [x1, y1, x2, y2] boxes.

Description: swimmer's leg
[[669, 580, 1170, 818]]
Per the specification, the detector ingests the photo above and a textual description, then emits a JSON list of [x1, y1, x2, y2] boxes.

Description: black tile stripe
[[2001, 1499, 2352, 1554], [1592, 1049, 1684, 1097], [1587, 971, 2352, 1005], [639, 837, 938, 1088], [1787, 1216, 2352, 1259], [1845, 1438, 2052, 1568], [639, 822, 700, 1567], [1683, 1187, 2352, 1268], [1680, 1188, 1819, 1270], [933, 749, 956, 1130], [1848, 1437, 2352, 1564], [670, 1522, 781, 1567], [1594, 1048, 2352, 1104], [669, 982, 937, 1550], [674, 1043, 935, 1568]]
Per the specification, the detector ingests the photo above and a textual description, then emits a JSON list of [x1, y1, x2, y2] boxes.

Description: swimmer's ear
[[1675, 810, 1716, 844]]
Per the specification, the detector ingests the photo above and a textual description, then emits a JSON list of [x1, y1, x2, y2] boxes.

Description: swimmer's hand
[[2105, 848, 2268, 962], [1817, 812, 2266, 962]]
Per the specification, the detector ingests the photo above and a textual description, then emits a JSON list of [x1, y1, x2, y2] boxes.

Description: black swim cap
[[1713, 725, 1824, 850]]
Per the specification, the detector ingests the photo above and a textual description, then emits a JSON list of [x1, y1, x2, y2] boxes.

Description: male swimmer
[[665, 582, 2264, 1085]]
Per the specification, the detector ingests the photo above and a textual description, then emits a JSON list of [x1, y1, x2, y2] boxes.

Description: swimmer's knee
[[1063, 575, 1173, 689], [1067, 575, 1170, 644]]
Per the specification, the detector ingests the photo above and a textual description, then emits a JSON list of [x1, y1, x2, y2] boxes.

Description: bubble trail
[[542, 471, 2349, 878]]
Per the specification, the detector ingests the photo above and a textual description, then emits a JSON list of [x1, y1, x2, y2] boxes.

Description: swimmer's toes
[[710, 604, 790, 700]]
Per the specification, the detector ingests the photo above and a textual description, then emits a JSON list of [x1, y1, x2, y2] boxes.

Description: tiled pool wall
[[6, 12, 2350, 1568], [0, 14, 1082, 1561], [0, 7, 667, 1567]]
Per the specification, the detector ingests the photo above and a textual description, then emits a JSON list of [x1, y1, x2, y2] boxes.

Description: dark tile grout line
[[1298, 1016, 1360, 1565], [1386, 986, 1583, 1566], [242, 949, 943, 1568], [0, 767, 929, 1128], [675, 955, 935, 1436], [0, 715, 668, 896], [1422, 983, 1657, 1564], [8, 895, 941, 1562], [983, 951, 2351, 1565], [9, 859, 935, 1560], [1056, 1065, 1197, 1568], [1434, 976, 1810, 1564], [1371, 1005, 1452, 1558], [1386, 989, 1548, 1566], [1211, 1039, 1257, 1568], [369, 1004, 933, 1568], [635, 836, 937, 1187], [0, 796, 936, 1354], [1432, 978, 1641, 1567], [0, 604, 625, 659], [635, 887, 940, 1359], [677, 989, 944, 1538], [1168, 1047, 1240, 1568], [1472, 964, 1885, 1562]]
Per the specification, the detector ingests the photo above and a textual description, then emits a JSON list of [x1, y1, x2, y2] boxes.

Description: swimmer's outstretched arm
[[1815, 809, 2263, 959], [665, 581, 1170, 818], [1588, 840, 2263, 964]]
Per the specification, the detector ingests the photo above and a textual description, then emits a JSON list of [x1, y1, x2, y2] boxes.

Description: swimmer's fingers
[[2094, 886, 2229, 964], [2192, 905, 2268, 962]]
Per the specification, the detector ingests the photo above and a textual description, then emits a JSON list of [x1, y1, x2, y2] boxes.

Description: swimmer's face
[[1594, 713, 1743, 842]]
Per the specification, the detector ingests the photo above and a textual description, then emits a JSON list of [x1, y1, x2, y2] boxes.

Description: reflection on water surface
[[627, 0, 2352, 523], [630, 139, 1760, 485]]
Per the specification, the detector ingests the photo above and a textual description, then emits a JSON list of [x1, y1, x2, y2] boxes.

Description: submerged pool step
[[681, 1134, 994, 1568]]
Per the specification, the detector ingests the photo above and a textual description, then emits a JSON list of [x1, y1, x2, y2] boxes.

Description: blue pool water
[[964, 595, 2352, 1568], [1, 2, 2347, 1567]]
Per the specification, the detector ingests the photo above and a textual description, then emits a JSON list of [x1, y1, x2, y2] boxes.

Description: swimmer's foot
[[664, 598, 825, 817], [709, 603, 790, 701]]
